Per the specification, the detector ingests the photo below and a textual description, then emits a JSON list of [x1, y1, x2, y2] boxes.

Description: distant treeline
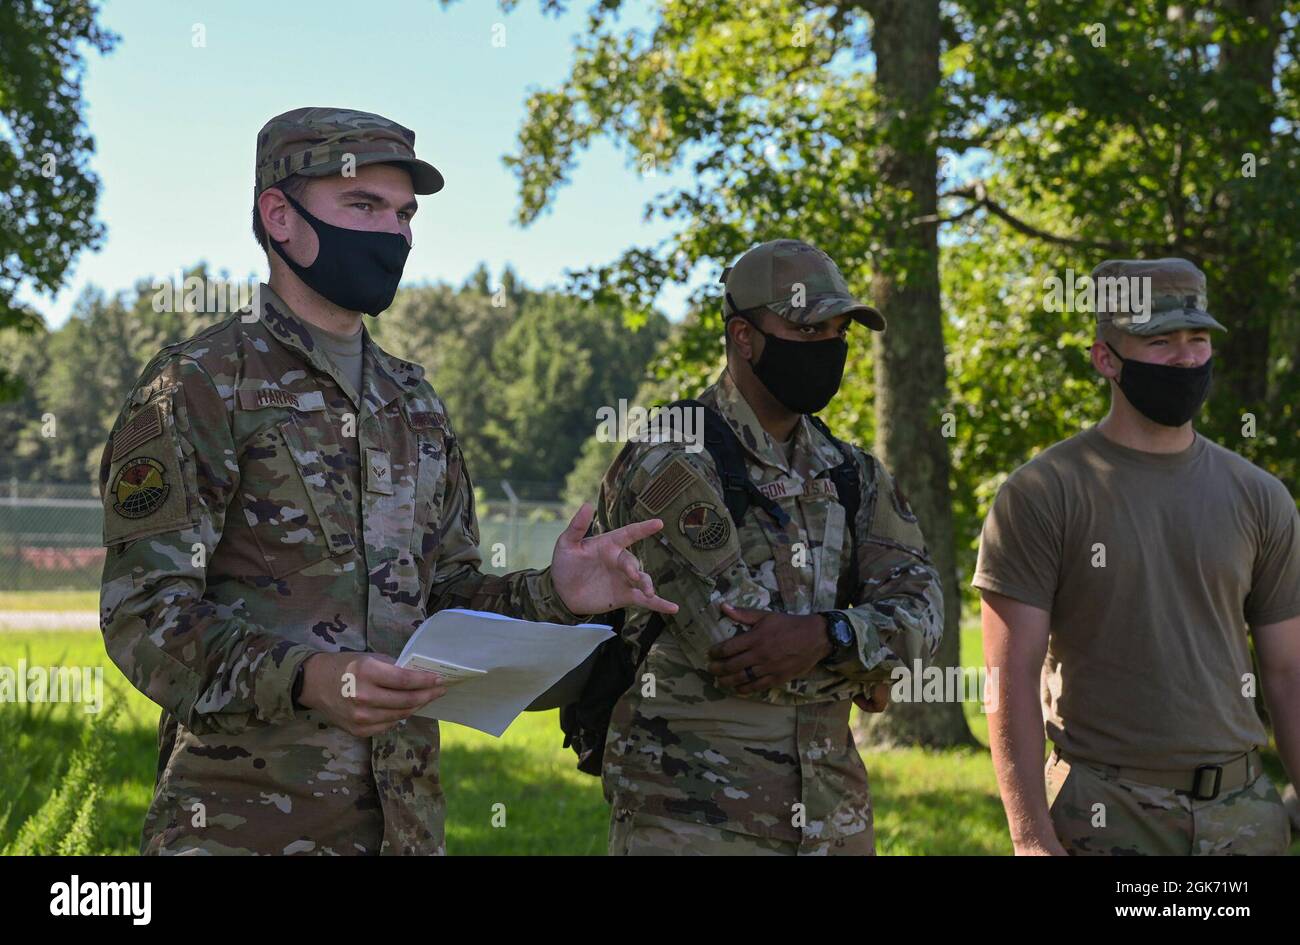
[[0, 263, 670, 499]]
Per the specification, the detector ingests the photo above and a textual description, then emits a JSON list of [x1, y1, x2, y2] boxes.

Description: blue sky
[[31, 0, 699, 328]]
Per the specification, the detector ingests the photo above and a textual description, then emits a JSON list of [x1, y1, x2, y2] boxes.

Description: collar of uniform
[[359, 330, 428, 421], [709, 368, 848, 478], [253, 283, 426, 418]]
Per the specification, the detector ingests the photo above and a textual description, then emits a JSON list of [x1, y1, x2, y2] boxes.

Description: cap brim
[[298, 154, 445, 195], [818, 297, 886, 332], [849, 305, 886, 332], [1123, 309, 1226, 336]]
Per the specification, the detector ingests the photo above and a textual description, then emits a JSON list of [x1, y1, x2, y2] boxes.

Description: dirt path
[[0, 611, 98, 631]]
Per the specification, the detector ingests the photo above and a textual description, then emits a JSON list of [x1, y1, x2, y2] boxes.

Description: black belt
[[1054, 748, 1261, 802]]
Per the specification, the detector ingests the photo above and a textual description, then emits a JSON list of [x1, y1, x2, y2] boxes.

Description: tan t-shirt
[[973, 425, 1300, 769], [302, 318, 364, 401]]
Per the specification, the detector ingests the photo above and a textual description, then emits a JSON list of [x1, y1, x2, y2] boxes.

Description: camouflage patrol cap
[[255, 106, 444, 196], [720, 239, 885, 331], [1091, 257, 1226, 336]]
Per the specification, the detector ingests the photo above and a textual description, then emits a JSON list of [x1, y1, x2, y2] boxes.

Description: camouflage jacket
[[596, 369, 943, 850], [98, 284, 579, 855]]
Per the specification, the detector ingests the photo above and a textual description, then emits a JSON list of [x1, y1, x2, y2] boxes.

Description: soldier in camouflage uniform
[[595, 239, 944, 855], [98, 107, 675, 856]]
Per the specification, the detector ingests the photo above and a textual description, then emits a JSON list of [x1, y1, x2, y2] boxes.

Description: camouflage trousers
[[1046, 751, 1292, 856], [608, 807, 874, 856]]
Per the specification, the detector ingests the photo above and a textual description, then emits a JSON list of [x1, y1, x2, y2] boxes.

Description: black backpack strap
[[635, 613, 667, 665], [670, 399, 791, 529], [806, 414, 862, 609], [559, 609, 667, 776]]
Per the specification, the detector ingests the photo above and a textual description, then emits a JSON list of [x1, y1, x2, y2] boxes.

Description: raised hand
[[550, 502, 679, 617]]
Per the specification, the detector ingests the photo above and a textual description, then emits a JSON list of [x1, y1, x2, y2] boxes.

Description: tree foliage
[[0, 1, 118, 397], [3, 265, 668, 499]]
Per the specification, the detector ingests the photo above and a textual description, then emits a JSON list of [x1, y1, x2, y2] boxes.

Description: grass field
[[1, 603, 1293, 855]]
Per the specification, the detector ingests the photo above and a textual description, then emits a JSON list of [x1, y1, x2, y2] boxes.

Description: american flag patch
[[638, 457, 694, 513], [111, 402, 163, 461]]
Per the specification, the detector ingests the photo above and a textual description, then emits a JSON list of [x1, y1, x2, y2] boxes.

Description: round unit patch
[[112, 456, 171, 519], [678, 501, 730, 550], [890, 477, 918, 523]]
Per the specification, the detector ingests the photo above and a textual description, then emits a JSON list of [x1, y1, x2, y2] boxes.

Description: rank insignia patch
[[112, 457, 171, 519], [678, 501, 730, 550]]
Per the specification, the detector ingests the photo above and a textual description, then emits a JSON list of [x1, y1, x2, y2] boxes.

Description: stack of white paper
[[395, 608, 614, 736]]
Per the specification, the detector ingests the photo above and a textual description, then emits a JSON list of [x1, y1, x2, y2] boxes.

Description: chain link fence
[[0, 481, 104, 594], [470, 479, 569, 576], [1, 479, 570, 596]]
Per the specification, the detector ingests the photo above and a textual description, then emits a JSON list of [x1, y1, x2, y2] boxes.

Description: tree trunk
[[854, 0, 974, 749]]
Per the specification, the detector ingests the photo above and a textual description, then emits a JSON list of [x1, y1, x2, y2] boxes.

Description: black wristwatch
[[820, 610, 855, 664], [291, 663, 306, 710]]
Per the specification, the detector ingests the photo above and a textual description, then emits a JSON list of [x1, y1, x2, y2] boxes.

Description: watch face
[[832, 617, 854, 647]]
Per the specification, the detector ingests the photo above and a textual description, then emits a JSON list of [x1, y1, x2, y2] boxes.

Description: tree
[[2, 266, 243, 486], [490, 292, 669, 489], [951, 0, 1300, 484], [0, 0, 118, 398], [464, 0, 975, 746], [372, 267, 669, 492], [853, 0, 971, 747]]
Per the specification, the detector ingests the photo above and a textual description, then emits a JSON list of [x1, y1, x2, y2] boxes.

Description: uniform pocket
[[409, 429, 448, 556], [241, 417, 350, 578]]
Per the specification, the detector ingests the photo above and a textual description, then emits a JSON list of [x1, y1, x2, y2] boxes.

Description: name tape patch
[[754, 477, 839, 501], [237, 387, 326, 412]]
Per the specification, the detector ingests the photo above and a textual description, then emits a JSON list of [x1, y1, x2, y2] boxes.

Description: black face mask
[[1106, 343, 1213, 427], [747, 322, 848, 415], [271, 191, 411, 315]]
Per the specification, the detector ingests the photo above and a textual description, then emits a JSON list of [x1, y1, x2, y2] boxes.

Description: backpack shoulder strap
[[664, 399, 790, 529]]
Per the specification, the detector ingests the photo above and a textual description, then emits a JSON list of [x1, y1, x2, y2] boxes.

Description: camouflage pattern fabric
[[1046, 753, 1292, 855], [595, 368, 943, 854], [720, 238, 885, 331], [609, 808, 802, 856], [255, 106, 443, 196], [98, 283, 579, 856], [1090, 256, 1227, 335]]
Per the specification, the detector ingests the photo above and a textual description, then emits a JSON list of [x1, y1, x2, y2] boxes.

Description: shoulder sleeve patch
[[868, 458, 928, 557], [102, 391, 193, 546], [633, 452, 739, 579], [637, 455, 695, 514], [110, 401, 163, 462]]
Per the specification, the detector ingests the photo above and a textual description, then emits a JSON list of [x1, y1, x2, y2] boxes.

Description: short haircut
[[1095, 320, 1125, 349], [723, 305, 772, 354], [252, 174, 310, 253]]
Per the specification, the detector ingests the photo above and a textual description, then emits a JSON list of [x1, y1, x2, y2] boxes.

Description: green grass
[[0, 632, 156, 854], [0, 620, 1291, 855], [0, 591, 99, 612], [439, 714, 609, 855]]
